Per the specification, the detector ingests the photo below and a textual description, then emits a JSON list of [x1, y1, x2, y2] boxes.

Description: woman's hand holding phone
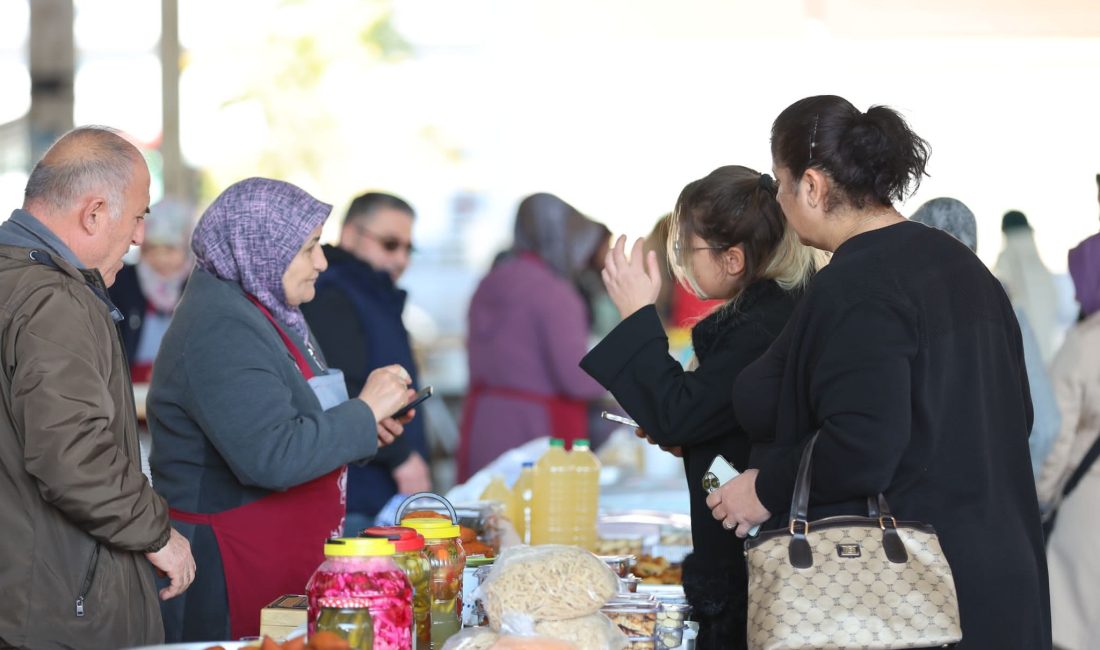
[[359, 364, 413, 422]]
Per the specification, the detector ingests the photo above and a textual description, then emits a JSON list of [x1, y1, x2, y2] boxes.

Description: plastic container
[[598, 554, 636, 578], [511, 462, 535, 543], [530, 438, 572, 545], [397, 493, 466, 650], [306, 537, 413, 650], [600, 602, 658, 639], [569, 439, 601, 550], [460, 555, 495, 627], [362, 526, 431, 650]]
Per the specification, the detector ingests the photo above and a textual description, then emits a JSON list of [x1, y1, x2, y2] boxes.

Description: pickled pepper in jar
[[399, 518, 465, 649]]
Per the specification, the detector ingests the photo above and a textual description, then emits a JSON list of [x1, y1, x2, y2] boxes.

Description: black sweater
[[737, 221, 1050, 649], [581, 280, 798, 649]]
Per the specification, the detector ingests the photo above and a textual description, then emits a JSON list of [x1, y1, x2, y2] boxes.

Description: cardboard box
[[260, 594, 308, 641]]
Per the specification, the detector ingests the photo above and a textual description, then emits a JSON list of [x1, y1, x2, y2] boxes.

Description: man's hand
[[146, 527, 196, 600], [705, 469, 772, 538], [376, 416, 406, 447], [602, 235, 663, 319], [393, 451, 432, 494]]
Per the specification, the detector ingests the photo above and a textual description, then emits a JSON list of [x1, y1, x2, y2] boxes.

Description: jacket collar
[[1, 209, 87, 270], [322, 244, 407, 299]]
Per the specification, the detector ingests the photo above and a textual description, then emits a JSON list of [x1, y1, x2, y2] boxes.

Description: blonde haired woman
[[580, 165, 815, 649]]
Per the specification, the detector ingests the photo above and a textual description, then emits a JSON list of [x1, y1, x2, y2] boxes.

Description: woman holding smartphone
[[580, 165, 816, 649]]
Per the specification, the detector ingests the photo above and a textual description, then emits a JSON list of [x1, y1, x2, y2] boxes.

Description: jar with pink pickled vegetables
[[307, 537, 413, 650]]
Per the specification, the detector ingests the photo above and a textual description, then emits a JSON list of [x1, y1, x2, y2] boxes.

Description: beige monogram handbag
[[744, 434, 963, 650]]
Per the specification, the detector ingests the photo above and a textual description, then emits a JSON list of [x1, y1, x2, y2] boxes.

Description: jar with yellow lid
[[397, 494, 466, 650], [362, 526, 431, 650], [306, 537, 413, 650]]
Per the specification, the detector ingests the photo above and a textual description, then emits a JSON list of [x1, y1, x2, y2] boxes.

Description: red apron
[[456, 383, 587, 482], [169, 296, 346, 640]]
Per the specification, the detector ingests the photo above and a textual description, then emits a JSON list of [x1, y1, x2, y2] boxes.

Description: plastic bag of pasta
[[481, 545, 620, 628], [533, 613, 628, 650], [441, 627, 580, 650]]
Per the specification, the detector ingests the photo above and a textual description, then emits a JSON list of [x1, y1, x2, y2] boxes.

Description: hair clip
[[808, 115, 819, 163]]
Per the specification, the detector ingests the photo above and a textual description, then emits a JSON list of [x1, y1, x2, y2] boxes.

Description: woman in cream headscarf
[[109, 198, 195, 382], [148, 178, 415, 642]]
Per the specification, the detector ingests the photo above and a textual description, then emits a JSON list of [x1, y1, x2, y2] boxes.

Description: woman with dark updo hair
[[706, 96, 1051, 649]]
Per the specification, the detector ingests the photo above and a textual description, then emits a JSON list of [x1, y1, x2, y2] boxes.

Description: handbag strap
[[787, 433, 909, 567]]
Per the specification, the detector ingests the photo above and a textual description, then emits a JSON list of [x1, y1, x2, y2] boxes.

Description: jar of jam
[[306, 537, 413, 650], [397, 494, 466, 650], [362, 526, 431, 650]]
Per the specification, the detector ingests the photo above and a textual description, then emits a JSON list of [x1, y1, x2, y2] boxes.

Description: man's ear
[[79, 197, 107, 235]]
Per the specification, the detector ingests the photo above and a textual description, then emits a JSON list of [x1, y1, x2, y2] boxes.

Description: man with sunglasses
[[303, 191, 431, 534]]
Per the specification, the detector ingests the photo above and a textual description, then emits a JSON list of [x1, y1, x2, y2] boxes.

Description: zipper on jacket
[[75, 543, 100, 617]]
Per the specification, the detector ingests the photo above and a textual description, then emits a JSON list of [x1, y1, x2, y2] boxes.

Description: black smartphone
[[391, 385, 433, 419]]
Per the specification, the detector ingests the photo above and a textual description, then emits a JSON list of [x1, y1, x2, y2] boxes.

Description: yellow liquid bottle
[[511, 462, 535, 544], [569, 439, 601, 550], [479, 474, 513, 512], [531, 439, 572, 545]]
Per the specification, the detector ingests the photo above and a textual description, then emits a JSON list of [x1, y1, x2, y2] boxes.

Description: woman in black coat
[[580, 165, 816, 649], [706, 95, 1051, 649]]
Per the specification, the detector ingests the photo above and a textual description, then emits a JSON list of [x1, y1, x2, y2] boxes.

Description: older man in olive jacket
[[0, 127, 195, 650]]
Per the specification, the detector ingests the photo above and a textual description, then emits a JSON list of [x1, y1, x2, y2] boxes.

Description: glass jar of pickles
[[306, 537, 414, 650], [397, 493, 466, 650], [362, 526, 431, 650]]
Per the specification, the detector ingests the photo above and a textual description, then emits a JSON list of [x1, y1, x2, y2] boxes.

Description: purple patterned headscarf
[[1069, 232, 1100, 318], [192, 177, 332, 341]]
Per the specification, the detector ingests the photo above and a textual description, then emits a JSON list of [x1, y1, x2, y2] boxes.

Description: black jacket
[[302, 245, 428, 517], [581, 280, 798, 650], [738, 221, 1050, 649]]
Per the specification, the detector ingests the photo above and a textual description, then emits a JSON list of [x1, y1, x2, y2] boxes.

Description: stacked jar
[[306, 537, 414, 650], [362, 526, 431, 650], [399, 518, 465, 649]]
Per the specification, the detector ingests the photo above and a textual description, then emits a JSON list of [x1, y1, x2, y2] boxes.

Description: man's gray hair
[[24, 125, 141, 220]]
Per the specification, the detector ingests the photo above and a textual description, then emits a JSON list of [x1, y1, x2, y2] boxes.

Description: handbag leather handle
[[787, 433, 909, 567]]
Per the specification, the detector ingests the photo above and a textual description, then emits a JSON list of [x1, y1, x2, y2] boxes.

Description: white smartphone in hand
[[600, 411, 639, 428], [703, 454, 760, 537]]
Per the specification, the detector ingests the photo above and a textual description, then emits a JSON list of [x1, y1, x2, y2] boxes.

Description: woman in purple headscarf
[[457, 193, 609, 481], [1038, 232, 1100, 650], [147, 178, 414, 642]]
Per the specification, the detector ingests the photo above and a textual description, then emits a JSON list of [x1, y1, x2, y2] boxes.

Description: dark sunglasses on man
[[357, 226, 416, 254]]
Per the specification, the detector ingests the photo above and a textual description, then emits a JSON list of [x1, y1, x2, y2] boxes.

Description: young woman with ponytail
[[581, 165, 816, 649], [706, 95, 1051, 649]]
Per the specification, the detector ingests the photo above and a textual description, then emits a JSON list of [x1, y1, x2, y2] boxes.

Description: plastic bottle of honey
[[511, 461, 535, 543], [530, 439, 572, 545], [568, 439, 601, 550]]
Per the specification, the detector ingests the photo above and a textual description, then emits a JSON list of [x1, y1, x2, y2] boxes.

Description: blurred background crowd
[[3, 1, 1100, 646]]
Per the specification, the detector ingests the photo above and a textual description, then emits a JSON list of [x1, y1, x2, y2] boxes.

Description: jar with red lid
[[362, 526, 431, 649], [306, 537, 413, 650], [397, 494, 466, 650]]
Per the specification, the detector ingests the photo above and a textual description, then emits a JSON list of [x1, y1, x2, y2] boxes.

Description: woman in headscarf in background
[[458, 193, 609, 481], [1037, 232, 1100, 650], [109, 198, 195, 382], [147, 178, 415, 642], [910, 198, 1060, 481], [994, 210, 1062, 361]]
